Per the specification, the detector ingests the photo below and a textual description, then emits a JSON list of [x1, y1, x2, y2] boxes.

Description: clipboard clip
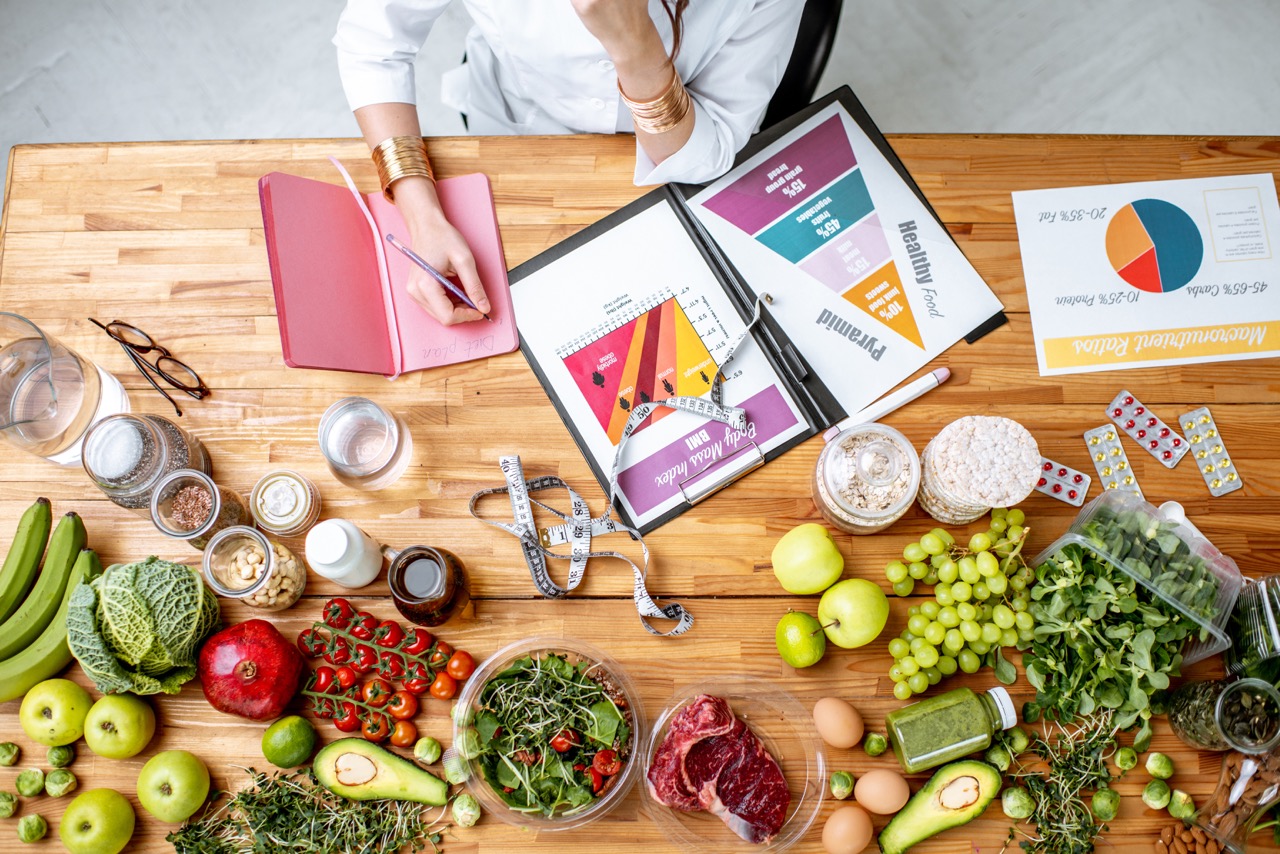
[[678, 442, 765, 506]]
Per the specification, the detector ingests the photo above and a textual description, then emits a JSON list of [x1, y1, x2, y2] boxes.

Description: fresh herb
[[1003, 712, 1121, 854], [465, 653, 630, 817], [167, 767, 447, 854]]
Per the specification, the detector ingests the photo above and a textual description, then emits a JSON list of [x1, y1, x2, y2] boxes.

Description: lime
[[261, 716, 317, 768], [775, 611, 827, 668]]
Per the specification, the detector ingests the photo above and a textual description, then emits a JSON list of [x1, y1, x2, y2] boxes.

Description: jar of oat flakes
[[202, 526, 306, 612], [813, 423, 920, 534]]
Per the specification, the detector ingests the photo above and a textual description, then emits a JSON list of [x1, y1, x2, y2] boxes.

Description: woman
[[335, 0, 805, 325]]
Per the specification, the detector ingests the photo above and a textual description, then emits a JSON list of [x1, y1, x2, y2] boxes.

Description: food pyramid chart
[[560, 295, 717, 445], [700, 114, 924, 349], [1105, 199, 1204, 293]]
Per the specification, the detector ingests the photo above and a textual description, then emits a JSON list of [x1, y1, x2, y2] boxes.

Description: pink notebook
[[258, 161, 517, 377]]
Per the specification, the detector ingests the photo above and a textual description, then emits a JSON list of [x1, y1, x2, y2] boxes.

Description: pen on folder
[[822, 368, 951, 442], [384, 233, 492, 322]]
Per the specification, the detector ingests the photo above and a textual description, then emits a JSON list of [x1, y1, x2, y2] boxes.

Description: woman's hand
[[396, 177, 491, 326]]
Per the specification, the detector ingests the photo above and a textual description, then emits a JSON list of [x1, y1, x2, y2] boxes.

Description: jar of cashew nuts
[[202, 526, 306, 612]]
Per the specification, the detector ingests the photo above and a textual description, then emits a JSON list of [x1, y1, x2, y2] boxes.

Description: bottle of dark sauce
[[386, 546, 470, 627]]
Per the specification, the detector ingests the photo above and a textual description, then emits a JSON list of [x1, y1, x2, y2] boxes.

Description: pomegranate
[[198, 619, 305, 721]]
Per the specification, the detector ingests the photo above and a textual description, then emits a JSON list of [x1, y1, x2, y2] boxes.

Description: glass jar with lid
[[151, 469, 251, 550], [250, 470, 321, 537], [82, 414, 210, 512], [885, 686, 1017, 774], [203, 526, 306, 611], [813, 423, 920, 534], [1168, 677, 1280, 754]]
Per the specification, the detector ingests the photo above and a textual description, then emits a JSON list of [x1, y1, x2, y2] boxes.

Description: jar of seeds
[[917, 416, 1041, 524], [150, 469, 251, 551], [82, 414, 210, 513], [203, 526, 306, 611], [813, 423, 920, 534], [1169, 677, 1280, 754]]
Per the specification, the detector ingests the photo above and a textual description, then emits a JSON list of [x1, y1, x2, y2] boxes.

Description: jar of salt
[[813, 423, 920, 534], [81, 414, 210, 513]]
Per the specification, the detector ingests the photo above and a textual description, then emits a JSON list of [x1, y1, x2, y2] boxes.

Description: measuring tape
[[470, 297, 771, 635]]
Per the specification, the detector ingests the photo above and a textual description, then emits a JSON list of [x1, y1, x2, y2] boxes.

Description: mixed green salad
[[459, 652, 632, 817]]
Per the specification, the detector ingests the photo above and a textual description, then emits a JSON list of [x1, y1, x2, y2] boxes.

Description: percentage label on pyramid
[[558, 291, 719, 446], [700, 114, 924, 349]]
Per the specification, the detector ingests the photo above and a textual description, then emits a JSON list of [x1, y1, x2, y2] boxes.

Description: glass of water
[[318, 397, 413, 490]]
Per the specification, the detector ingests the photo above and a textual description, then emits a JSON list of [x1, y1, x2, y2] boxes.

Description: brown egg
[[812, 697, 864, 749], [854, 768, 910, 815], [822, 804, 874, 854]]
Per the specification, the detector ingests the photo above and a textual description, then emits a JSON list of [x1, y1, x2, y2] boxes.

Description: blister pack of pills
[[1107, 390, 1188, 468], [1084, 424, 1143, 497], [1179, 407, 1243, 497], [1034, 457, 1092, 506]]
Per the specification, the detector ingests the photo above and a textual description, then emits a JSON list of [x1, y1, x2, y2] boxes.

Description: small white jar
[[305, 519, 383, 588]]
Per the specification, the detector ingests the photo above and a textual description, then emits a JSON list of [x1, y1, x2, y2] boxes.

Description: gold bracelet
[[371, 135, 435, 202], [619, 66, 691, 135]]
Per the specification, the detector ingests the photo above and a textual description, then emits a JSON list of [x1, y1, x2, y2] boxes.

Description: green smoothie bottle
[[885, 686, 1017, 774]]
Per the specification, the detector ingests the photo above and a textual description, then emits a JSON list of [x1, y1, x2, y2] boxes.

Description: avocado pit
[[938, 775, 980, 811], [335, 752, 377, 786]]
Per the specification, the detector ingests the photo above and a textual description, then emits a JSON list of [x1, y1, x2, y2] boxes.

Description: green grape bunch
[[882, 507, 1036, 701]]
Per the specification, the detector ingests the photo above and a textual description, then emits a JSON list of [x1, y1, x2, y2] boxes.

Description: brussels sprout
[[0, 744, 18, 767], [1092, 787, 1121, 822], [1002, 786, 1035, 820], [1022, 701, 1042, 723], [414, 736, 443, 766], [0, 792, 16, 819], [829, 771, 854, 801], [862, 732, 887, 757], [1004, 726, 1030, 755], [17, 814, 46, 843], [1113, 746, 1138, 771], [44, 770, 77, 798], [443, 750, 469, 785], [1168, 790, 1196, 820], [46, 745, 74, 769], [455, 728, 481, 761], [984, 744, 1011, 772], [14, 771, 43, 798], [451, 793, 481, 828], [1142, 778, 1171, 810], [1145, 752, 1175, 780]]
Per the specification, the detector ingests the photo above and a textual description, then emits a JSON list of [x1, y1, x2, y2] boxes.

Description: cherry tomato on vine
[[374, 620, 405, 649], [593, 749, 622, 776], [362, 713, 392, 743], [312, 698, 336, 719], [335, 702, 361, 732], [323, 637, 352, 666], [352, 643, 380, 674], [361, 678, 393, 708], [390, 719, 418, 748], [311, 665, 337, 694], [378, 650, 407, 680], [349, 612, 378, 642], [588, 767, 605, 794], [335, 666, 359, 690], [386, 690, 419, 720], [400, 627, 433, 657], [429, 641, 454, 666], [550, 729, 581, 753], [323, 598, 356, 630], [428, 672, 458, 700], [402, 661, 432, 695], [446, 650, 475, 681], [297, 629, 326, 657]]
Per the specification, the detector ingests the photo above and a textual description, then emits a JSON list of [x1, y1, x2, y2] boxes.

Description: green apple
[[59, 788, 135, 854], [818, 578, 889, 649], [775, 611, 826, 668], [137, 750, 210, 823], [83, 695, 155, 760], [771, 523, 844, 594], [19, 678, 93, 746]]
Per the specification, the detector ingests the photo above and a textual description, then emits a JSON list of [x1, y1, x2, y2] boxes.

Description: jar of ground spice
[[150, 469, 251, 550], [82, 414, 210, 513], [813, 423, 920, 534], [203, 526, 306, 611]]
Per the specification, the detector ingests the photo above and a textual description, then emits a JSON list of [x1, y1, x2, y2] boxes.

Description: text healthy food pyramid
[[690, 101, 1004, 417]]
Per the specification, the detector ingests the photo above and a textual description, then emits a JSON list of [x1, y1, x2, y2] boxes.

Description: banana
[[0, 512, 87, 660], [0, 548, 101, 703], [0, 498, 52, 623]]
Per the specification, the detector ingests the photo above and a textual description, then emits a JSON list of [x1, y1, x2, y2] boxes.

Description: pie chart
[[1105, 199, 1203, 293]]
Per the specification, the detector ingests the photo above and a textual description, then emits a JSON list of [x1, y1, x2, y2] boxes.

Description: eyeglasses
[[88, 318, 209, 416]]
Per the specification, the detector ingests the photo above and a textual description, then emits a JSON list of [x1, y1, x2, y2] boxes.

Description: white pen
[[822, 367, 951, 442]]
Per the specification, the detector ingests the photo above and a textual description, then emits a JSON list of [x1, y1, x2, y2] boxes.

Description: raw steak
[[685, 719, 790, 844], [647, 694, 736, 810]]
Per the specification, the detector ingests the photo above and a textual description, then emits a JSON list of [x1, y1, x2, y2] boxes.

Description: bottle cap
[[306, 520, 351, 569], [986, 686, 1017, 730]]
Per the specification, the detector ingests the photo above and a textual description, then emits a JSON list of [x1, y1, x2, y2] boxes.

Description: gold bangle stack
[[371, 135, 435, 202], [619, 65, 691, 135]]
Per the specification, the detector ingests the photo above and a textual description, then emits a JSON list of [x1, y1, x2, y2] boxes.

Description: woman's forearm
[[609, 28, 695, 163], [353, 102, 447, 230]]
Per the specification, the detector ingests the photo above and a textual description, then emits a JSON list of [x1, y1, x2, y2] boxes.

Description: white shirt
[[334, 0, 805, 185]]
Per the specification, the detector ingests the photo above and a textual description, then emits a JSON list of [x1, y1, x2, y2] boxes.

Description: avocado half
[[313, 738, 449, 806], [878, 759, 1002, 854]]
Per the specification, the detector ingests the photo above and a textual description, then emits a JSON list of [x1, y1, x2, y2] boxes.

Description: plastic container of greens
[[449, 636, 643, 833], [1226, 576, 1280, 675], [1032, 491, 1243, 665]]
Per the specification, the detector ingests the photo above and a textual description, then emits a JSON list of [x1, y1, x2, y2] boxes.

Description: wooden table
[[1, 133, 1278, 853]]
